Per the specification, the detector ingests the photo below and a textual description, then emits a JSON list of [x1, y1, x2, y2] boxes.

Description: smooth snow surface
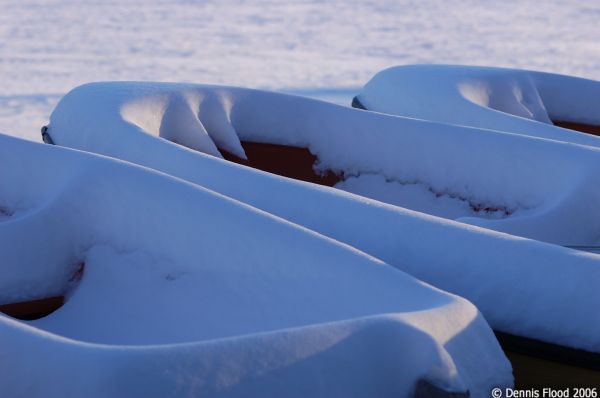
[[357, 65, 600, 145], [2, 1, 600, 139], [50, 82, 600, 245], [0, 134, 511, 397], [47, 82, 600, 354]]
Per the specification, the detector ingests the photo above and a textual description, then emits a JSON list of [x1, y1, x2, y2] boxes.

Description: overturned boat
[[44, 82, 600, 384]]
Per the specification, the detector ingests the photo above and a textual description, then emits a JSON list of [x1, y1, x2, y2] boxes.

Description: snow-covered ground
[[1, 0, 600, 140]]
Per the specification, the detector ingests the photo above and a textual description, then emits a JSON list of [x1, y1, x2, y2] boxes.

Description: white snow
[[356, 65, 600, 145], [46, 82, 600, 354], [2, 1, 600, 140], [0, 133, 511, 397], [336, 174, 510, 220], [2, 0, 600, 393]]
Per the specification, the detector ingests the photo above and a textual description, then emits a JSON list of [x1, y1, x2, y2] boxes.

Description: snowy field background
[[1, 0, 599, 141]]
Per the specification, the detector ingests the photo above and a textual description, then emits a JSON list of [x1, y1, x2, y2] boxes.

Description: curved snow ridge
[[49, 81, 600, 244], [1, 309, 488, 398], [0, 134, 510, 397], [356, 64, 600, 146]]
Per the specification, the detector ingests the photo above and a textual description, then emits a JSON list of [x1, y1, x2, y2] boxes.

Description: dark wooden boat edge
[[495, 331, 600, 371], [0, 296, 64, 320]]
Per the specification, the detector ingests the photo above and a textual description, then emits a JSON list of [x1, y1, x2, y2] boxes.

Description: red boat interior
[[221, 142, 341, 186], [553, 121, 600, 136]]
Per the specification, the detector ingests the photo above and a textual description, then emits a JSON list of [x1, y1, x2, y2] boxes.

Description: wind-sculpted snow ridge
[[356, 65, 600, 146], [47, 82, 600, 353], [0, 134, 510, 397]]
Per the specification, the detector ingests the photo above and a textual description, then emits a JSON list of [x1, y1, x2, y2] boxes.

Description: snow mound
[[46, 82, 600, 353], [356, 64, 600, 146], [0, 134, 510, 397]]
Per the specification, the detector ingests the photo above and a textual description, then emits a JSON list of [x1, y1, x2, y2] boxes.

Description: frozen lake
[[1, 0, 599, 140]]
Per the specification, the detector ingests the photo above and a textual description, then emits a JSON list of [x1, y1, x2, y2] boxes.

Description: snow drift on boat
[[355, 64, 600, 145], [0, 134, 511, 397], [46, 82, 600, 354]]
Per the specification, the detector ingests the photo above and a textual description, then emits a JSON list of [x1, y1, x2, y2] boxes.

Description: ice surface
[[2, 1, 600, 139], [0, 134, 510, 397], [47, 82, 600, 354]]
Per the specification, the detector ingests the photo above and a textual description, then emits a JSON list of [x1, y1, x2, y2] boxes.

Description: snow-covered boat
[[0, 133, 510, 397], [44, 82, 600, 380], [47, 82, 600, 245], [353, 65, 600, 145]]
